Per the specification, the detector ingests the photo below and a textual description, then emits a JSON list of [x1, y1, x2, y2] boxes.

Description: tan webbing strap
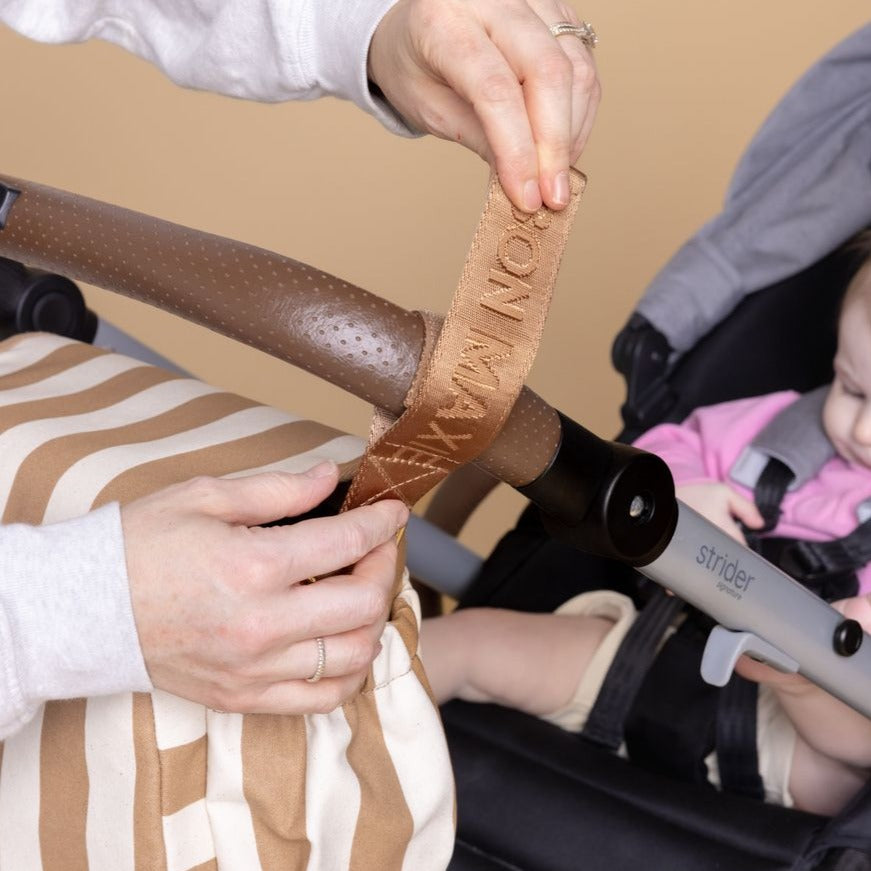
[[343, 170, 585, 511]]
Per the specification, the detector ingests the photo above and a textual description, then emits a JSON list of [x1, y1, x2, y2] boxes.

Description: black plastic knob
[[518, 412, 678, 566], [833, 619, 864, 657]]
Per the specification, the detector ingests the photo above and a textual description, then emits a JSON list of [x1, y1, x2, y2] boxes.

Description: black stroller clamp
[[0, 256, 96, 343], [518, 411, 677, 566], [612, 313, 676, 439]]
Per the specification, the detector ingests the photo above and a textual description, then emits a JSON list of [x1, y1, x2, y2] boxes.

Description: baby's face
[[823, 293, 871, 469]]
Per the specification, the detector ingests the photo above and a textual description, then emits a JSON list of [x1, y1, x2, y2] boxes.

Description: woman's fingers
[[124, 470, 407, 715], [368, 0, 600, 212], [261, 500, 408, 583]]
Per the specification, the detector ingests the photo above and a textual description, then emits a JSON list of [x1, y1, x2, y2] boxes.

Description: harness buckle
[[775, 538, 860, 602], [778, 539, 830, 581]]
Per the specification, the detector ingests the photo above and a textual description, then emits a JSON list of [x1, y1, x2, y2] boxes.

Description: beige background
[[1, 3, 869, 557]]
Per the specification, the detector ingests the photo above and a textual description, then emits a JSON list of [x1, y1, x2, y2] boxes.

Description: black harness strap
[[721, 405, 867, 799], [744, 453, 863, 599], [751, 456, 794, 534], [757, 537, 860, 604], [715, 676, 765, 800], [777, 519, 871, 586], [708, 456, 789, 800], [581, 588, 683, 750], [623, 613, 720, 784], [740, 387, 870, 590]]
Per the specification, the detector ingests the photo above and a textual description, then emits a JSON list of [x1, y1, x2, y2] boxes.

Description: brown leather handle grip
[[0, 175, 560, 486]]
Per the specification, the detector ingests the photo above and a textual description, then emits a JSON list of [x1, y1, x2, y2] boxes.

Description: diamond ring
[[306, 636, 327, 683], [549, 21, 598, 49]]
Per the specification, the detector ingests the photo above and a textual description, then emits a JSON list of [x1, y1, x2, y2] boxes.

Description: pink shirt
[[635, 391, 871, 595]]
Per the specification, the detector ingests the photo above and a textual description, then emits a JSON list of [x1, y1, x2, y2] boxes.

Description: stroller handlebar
[[0, 174, 562, 488]]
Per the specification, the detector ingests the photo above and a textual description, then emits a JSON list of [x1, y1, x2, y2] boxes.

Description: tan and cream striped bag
[[0, 331, 456, 871]]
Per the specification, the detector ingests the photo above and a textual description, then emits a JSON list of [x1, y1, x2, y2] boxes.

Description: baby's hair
[[843, 230, 871, 311], [847, 228, 871, 260]]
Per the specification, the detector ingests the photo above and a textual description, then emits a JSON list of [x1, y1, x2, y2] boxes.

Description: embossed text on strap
[[344, 170, 585, 510]]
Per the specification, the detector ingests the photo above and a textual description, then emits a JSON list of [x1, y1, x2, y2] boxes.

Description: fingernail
[[522, 179, 542, 213], [305, 460, 337, 478], [553, 171, 570, 207], [390, 508, 410, 535]]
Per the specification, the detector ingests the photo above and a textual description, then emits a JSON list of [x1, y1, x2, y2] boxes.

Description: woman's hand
[[369, 0, 600, 213], [122, 463, 408, 714]]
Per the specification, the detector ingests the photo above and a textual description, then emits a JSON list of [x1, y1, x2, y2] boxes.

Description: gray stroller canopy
[[637, 22, 871, 354]]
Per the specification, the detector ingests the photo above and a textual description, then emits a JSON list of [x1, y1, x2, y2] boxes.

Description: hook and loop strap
[[343, 170, 585, 511]]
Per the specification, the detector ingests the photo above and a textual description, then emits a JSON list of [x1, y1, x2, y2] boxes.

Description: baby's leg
[[788, 735, 869, 816], [740, 593, 871, 813], [420, 591, 636, 723]]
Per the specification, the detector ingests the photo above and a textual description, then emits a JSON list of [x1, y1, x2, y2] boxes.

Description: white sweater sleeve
[[0, 0, 415, 737], [0, 504, 151, 738], [0, 0, 413, 134]]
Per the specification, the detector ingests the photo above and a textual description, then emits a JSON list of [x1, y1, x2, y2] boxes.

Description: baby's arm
[[635, 395, 799, 542]]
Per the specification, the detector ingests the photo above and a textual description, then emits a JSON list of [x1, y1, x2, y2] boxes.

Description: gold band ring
[[306, 636, 327, 683]]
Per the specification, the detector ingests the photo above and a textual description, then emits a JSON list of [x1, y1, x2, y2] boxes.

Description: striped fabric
[[0, 333, 455, 871]]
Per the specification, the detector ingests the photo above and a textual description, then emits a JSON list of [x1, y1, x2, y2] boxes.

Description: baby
[[422, 250, 871, 817]]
